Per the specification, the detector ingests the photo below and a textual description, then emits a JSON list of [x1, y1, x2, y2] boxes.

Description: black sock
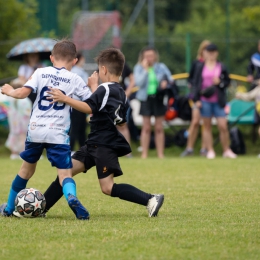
[[111, 183, 152, 206], [44, 176, 63, 212]]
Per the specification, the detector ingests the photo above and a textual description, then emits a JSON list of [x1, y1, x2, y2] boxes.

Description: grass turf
[[0, 157, 260, 260]]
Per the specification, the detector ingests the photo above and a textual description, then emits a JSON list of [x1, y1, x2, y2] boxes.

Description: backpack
[[229, 127, 246, 155], [173, 129, 188, 147], [175, 96, 192, 121]]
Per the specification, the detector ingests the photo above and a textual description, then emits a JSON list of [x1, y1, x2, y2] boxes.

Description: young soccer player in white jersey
[[0, 40, 92, 219], [41, 48, 164, 218]]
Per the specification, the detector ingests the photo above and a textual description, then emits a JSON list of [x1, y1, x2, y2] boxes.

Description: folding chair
[[227, 99, 255, 126], [214, 99, 255, 146]]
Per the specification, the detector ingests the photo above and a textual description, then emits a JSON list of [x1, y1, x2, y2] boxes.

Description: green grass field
[[0, 157, 260, 260]]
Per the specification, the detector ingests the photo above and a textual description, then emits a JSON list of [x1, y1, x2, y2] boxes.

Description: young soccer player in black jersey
[[45, 48, 164, 218]]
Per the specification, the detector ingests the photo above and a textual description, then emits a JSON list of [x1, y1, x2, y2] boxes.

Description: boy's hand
[[1, 84, 14, 96], [88, 71, 99, 92], [47, 87, 67, 104]]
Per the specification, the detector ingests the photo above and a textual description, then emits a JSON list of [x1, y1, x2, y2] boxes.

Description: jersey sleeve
[[74, 75, 92, 101], [85, 85, 107, 113], [120, 96, 129, 124], [24, 69, 39, 93]]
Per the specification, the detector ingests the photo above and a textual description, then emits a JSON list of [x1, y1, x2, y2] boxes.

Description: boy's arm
[[1, 84, 32, 99], [47, 88, 93, 114]]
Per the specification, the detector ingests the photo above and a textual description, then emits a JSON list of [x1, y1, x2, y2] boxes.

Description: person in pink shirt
[[191, 43, 236, 159]]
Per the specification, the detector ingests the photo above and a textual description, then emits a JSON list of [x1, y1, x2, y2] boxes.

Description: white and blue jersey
[[24, 66, 92, 145]]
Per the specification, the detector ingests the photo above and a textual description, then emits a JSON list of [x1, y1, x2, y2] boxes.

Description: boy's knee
[[101, 185, 112, 195]]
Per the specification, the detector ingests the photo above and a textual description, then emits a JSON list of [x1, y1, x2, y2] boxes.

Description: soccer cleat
[[146, 194, 164, 217], [0, 203, 12, 217], [37, 211, 47, 218], [68, 195, 90, 220]]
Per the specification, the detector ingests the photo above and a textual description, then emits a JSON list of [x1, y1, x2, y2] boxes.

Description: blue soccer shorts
[[20, 142, 72, 169]]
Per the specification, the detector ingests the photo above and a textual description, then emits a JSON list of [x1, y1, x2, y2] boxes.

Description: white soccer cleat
[[146, 194, 164, 217]]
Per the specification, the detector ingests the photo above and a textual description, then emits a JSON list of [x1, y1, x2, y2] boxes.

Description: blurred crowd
[[1, 39, 260, 159]]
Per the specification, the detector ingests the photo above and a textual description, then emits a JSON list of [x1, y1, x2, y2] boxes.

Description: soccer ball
[[14, 188, 46, 218]]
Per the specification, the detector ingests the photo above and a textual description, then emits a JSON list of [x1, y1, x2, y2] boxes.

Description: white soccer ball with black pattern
[[14, 188, 46, 218]]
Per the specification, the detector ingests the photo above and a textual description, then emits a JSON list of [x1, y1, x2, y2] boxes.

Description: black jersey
[[85, 82, 131, 156]]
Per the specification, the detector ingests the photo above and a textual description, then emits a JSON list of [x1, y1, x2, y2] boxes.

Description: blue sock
[[5, 175, 28, 214], [62, 178, 76, 201]]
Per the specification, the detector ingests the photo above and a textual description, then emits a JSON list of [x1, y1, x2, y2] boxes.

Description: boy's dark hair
[[52, 39, 77, 62], [76, 52, 84, 64], [95, 48, 125, 76]]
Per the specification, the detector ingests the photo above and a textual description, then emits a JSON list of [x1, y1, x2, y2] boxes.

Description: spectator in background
[[181, 40, 211, 157], [70, 52, 88, 153], [247, 40, 260, 90], [134, 46, 173, 159], [4, 93, 32, 159], [4, 53, 42, 159], [247, 40, 260, 141], [192, 43, 236, 159], [236, 84, 260, 157], [117, 63, 135, 157], [11, 53, 42, 104]]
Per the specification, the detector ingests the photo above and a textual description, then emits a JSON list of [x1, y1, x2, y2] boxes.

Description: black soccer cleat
[[146, 194, 164, 217]]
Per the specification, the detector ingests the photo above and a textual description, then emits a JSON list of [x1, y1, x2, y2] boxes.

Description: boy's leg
[[98, 175, 164, 217], [1, 161, 36, 216], [57, 167, 89, 220], [43, 159, 85, 213], [44, 144, 89, 219], [94, 146, 164, 217]]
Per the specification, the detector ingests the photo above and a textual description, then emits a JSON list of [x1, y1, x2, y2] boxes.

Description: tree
[[0, 0, 40, 79]]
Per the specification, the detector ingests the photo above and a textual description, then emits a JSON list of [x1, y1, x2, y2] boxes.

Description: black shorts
[[140, 95, 166, 117], [72, 145, 123, 179]]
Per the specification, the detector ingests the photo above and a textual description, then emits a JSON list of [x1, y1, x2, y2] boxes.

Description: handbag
[[200, 85, 216, 98]]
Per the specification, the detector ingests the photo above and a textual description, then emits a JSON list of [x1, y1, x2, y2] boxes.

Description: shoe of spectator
[[200, 148, 207, 157], [206, 150, 216, 159], [137, 146, 143, 152], [223, 149, 237, 159], [180, 149, 193, 157]]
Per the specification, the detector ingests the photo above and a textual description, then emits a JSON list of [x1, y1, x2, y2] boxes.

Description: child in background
[[5, 96, 32, 159], [236, 83, 260, 143]]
